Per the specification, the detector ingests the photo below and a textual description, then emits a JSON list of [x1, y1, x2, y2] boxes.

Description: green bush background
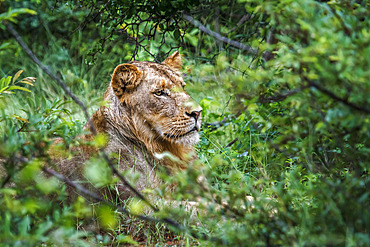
[[0, 0, 369, 246]]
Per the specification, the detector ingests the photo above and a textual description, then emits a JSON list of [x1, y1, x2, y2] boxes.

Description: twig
[[258, 86, 308, 103], [262, 29, 277, 61], [1, 155, 28, 188], [328, 6, 351, 36], [42, 167, 177, 225], [100, 151, 159, 211], [308, 80, 370, 114], [229, 14, 251, 32], [182, 14, 258, 56], [203, 116, 227, 131], [44, 167, 105, 202], [6, 152, 222, 243], [225, 138, 238, 148]]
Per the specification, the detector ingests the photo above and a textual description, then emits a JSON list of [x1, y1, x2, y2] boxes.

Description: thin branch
[[1, 155, 28, 188], [225, 138, 238, 148], [182, 14, 258, 56], [48, 166, 223, 243], [258, 86, 308, 103], [262, 29, 277, 61], [203, 116, 227, 131], [100, 151, 159, 211], [1, 174, 11, 188], [13, 150, 225, 244], [42, 167, 176, 224], [229, 14, 251, 32], [44, 159, 225, 243], [328, 6, 352, 36], [308, 80, 370, 114], [43, 167, 105, 202], [5, 22, 95, 134]]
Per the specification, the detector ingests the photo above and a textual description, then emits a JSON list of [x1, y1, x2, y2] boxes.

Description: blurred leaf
[[97, 205, 117, 229], [128, 198, 145, 215], [84, 157, 114, 188], [0, 8, 37, 23], [12, 70, 23, 83], [6, 85, 31, 93], [94, 133, 108, 148]]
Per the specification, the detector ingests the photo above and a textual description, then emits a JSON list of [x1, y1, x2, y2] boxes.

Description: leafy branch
[[0, 70, 35, 97]]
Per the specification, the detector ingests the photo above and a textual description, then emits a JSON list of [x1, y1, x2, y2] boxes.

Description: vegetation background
[[0, 0, 369, 246]]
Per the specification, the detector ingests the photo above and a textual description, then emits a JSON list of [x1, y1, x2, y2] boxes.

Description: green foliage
[[0, 98, 89, 246], [0, 70, 35, 97], [60, 0, 202, 61], [0, 0, 369, 246], [0, 6, 36, 26]]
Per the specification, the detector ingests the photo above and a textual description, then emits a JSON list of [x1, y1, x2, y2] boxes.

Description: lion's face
[[111, 52, 202, 146]]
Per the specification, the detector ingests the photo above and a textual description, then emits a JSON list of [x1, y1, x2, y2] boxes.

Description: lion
[[54, 51, 203, 202]]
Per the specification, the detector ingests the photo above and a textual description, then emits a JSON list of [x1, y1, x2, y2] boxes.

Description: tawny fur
[[54, 52, 202, 201]]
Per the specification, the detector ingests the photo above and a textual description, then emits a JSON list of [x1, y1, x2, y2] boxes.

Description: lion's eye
[[154, 90, 167, 96]]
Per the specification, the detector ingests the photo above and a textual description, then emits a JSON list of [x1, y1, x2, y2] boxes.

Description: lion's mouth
[[163, 126, 198, 139]]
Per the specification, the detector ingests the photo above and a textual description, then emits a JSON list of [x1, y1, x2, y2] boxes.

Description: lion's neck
[[90, 101, 194, 171]]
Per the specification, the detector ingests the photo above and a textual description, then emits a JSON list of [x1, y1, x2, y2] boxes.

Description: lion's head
[[107, 51, 202, 149]]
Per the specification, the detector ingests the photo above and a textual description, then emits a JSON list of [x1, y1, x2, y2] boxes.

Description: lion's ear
[[162, 51, 182, 71], [112, 63, 143, 100]]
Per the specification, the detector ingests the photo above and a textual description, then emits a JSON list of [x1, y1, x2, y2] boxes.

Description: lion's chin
[[162, 130, 200, 146], [176, 131, 200, 146]]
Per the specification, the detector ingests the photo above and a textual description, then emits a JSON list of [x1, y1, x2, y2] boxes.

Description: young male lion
[[55, 51, 202, 201]]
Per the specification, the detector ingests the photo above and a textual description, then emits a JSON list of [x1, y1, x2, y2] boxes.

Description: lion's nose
[[186, 109, 202, 121]]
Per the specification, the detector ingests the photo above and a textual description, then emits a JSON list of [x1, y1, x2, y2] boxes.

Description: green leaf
[[0, 42, 11, 51], [0, 8, 37, 23], [1, 76, 11, 90], [18, 80, 34, 86], [97, 205, 117, 229], [7, 85, 31, 93], [174, 29, 180, 40], [84, 157, 114, 188], [12, 70, 23, 83], [128, 198, 145, 215], [94, 133, 108, 148]]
